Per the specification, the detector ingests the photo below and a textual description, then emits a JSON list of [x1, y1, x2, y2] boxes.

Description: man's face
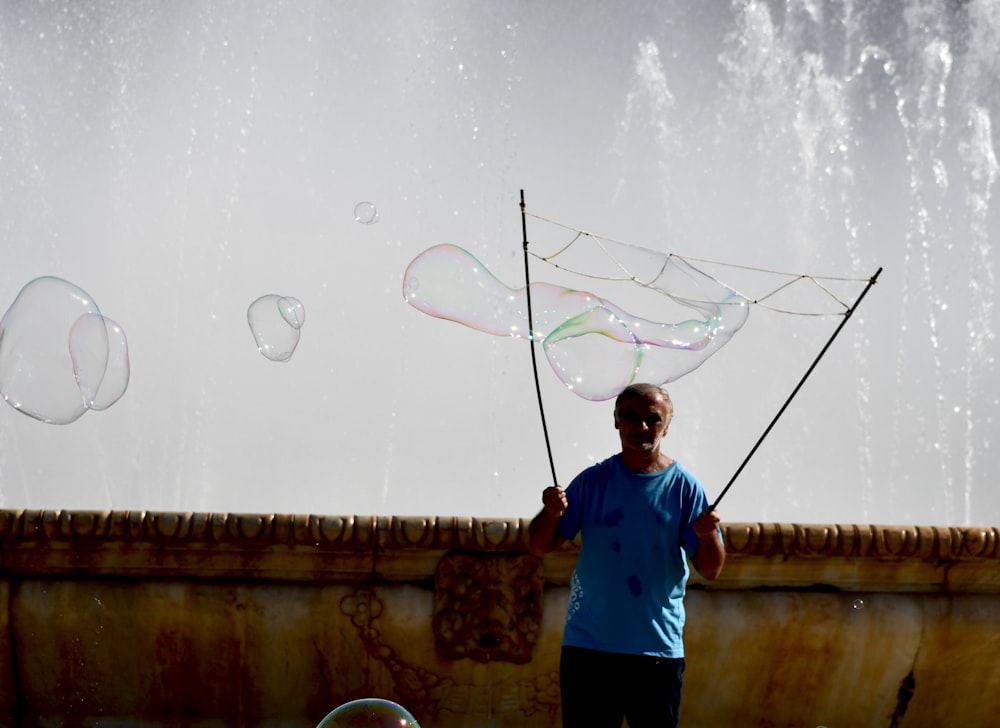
[[614, 393, 670, 454]]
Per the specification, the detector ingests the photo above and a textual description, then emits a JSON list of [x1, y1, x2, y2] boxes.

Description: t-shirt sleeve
[[558, 473, 586, 541]]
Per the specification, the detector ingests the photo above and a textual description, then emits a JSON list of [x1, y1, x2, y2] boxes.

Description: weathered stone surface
[[1, 510, 998, 727]]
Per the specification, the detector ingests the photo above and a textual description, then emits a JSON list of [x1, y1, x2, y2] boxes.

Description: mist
[[0, 1, 996, 526]]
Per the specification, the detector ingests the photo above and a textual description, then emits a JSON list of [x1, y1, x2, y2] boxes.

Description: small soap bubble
[[852, 598, 865, 610], [354, 201, 379, 225], [277, 296, 305, 329], [248, 294, 305, 362], [69, 312, 111, 407], [89, 318, 130, 410], [69, 312, 130, 410], [0, 276, 130, 424], [316, 697, 420, 727]]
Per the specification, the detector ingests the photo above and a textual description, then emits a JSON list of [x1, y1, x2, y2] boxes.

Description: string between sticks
[[710, 265, 883, 510]]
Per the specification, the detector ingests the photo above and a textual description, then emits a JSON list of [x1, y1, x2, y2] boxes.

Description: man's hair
[[614, 383, 674, 426]]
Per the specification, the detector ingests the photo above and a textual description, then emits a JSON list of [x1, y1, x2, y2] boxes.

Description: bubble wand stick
[[520, 189, 559, 488], [710, 266, 883, 510]]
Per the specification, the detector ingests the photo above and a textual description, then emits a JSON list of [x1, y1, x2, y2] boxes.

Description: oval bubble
[[354, 201, 379, 225], [248, 294, 304, 362], [0, 276, 122, 424], [316, 698, 420, 728], [71, 313, 130, 411], [69, 312, 110, 408], [277, 296, 305, 329]]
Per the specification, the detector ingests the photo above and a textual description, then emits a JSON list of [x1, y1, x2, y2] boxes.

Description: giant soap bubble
[[403, 243, 748, 400], [316, 698, 420, 727], [0, 276, 130, 424]]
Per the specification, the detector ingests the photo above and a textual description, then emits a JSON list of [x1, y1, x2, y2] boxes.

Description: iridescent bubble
[[354, 201, 379, 225], [402, 244, 748, 400], [316, 698, 420, 727], [0, 276, 130, 424], [247, 294, 305, 362]]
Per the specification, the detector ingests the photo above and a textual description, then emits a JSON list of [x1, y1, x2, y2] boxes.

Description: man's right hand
[[542, 485, 567, 517], [529, 486, 568, 556]]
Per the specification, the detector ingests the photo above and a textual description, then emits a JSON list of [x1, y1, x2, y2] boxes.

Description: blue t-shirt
[[558, 454, 711, 657]]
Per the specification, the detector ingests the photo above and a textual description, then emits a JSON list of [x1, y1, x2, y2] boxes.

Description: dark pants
[[559, 646, 684, 728]]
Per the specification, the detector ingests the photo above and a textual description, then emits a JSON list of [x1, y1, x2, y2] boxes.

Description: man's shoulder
[[583, 454, 620, 476], [668, 459, 694, 478], [672, 460, 705, 486], [664, 460, 709, 503], [569, 455, 619, 487]]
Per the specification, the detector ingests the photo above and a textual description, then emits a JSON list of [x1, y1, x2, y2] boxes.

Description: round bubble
[[354, 201, 379, 225], [0, 276, 130, 424], [316, 698, 420, 728], [247, 294, 305, 362], [852, 598, 865, 610]]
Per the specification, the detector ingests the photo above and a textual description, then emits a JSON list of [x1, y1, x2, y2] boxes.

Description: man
[[528, 383, 724, 728]]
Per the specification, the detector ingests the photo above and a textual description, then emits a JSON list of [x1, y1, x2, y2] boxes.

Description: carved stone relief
[[432, 552, 545, 664], [339, 586, 559, 724]]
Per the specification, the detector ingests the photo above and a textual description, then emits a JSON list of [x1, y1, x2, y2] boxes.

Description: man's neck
[[621, 450, 673, 474]]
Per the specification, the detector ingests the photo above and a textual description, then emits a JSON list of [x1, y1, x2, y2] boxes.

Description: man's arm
[[528, 485, 568, 556], [692, 508, 725, 580]]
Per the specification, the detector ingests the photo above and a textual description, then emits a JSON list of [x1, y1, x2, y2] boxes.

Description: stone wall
[[0, 510, 998, 727]]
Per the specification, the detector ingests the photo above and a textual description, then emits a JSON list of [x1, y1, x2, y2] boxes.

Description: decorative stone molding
[[3, 509, 999, 556], [713, 522, 1000, 593], [1, 511, 998, 591], [723, 522, 1000, 559]]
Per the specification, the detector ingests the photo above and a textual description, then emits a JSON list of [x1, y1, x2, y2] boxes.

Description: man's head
[[614, 383, 673, 455]]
